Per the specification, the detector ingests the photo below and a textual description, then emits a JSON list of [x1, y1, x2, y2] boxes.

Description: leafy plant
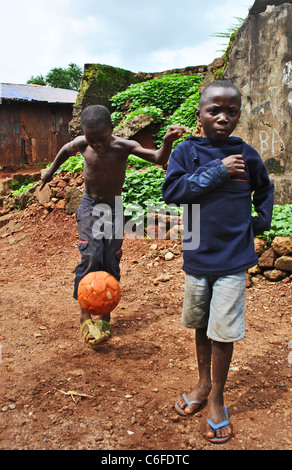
[[122, 166, 178, 222], [46, 154, 84, 174], [127, 155, 154, 169], [111, 74, 202, 115], [111, 73, 203, 150], [255, 204, 292, 243], [111, 111, 123, 125], [10, 181, 36, 196], [155, 90, 201, 148]]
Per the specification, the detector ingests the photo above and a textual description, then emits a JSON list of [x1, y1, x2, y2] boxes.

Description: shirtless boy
[[41, 104, 190, 346]]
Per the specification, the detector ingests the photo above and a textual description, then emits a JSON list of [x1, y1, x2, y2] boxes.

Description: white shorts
[[182, 271, 246, 342]]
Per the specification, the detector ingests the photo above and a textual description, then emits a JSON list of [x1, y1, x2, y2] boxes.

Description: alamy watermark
[[91, 196, 200, 251]]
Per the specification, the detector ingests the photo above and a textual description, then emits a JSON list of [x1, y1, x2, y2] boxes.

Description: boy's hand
[[164, 125, 191, 144], [39, 169, 54, 190], [223, 154, 245, 176]]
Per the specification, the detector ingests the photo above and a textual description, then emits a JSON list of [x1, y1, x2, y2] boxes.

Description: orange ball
[[77, 271, 121, 315]]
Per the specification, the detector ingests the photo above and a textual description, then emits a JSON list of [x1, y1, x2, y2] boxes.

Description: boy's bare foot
[[175, 385, 210, 416]]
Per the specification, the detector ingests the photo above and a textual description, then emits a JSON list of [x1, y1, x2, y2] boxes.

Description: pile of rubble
[[1, 169, 291, 284], [247, 236, 292, 284], [1, 170, 83, 216]]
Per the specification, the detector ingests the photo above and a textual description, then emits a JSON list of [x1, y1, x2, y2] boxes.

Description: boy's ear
[[195, 108, 200, 121]]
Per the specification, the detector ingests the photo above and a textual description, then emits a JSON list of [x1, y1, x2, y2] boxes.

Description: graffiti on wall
[[259, 128, 285, 156], [257, 62, 291, 157]]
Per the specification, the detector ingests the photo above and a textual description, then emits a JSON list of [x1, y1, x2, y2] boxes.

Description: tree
[[27, 63, 83, 90], [26, 74, 46, 86]]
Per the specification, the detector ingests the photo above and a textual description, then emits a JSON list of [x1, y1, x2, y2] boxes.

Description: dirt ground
[[0, 204, 291, 452]]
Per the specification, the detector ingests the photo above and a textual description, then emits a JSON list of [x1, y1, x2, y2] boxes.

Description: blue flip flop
[[175, 392, 206, 417], [206, 406, 232, 443]]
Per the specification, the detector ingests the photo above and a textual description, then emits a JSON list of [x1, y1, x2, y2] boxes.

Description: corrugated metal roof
[[0, 83, 77, 104]]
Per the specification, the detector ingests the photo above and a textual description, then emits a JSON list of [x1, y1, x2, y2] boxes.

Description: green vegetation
[[19, 66, 292, 242], [10, 155, 292, 242], [155, 90, 200, 148], [127, 155, 154, 169], [255, 204, 292, 243], [122, 166, 172, 222], [55, 154, 84, 174], [110, 73, 203, 148], [110, 73, 202, 113], [9, 179, 36, 195], [27, 63, 82, 91]]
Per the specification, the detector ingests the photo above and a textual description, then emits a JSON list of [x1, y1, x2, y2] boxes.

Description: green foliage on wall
[[110, 73, 204, 147]]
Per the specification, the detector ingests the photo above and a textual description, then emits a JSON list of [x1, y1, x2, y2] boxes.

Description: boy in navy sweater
[[162, 80, 274, 443]]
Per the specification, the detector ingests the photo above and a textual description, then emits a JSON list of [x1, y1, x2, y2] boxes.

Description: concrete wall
[[224, 0, 292, 203]]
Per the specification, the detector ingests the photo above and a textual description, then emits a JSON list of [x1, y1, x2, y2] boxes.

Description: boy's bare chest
[[82, 149, 128, 183]]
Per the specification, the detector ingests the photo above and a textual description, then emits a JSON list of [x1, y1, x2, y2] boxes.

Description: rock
[[64, 187, 82, 215], [275, 256, 292, 273], [103, 422, 113, 431], [55, 199, 66, 210], [165, 252, 175, 261], [254, 238, 266, 256], [168, 225, 182, 240], [248, 264, 261, 275], [272, 237, 292, 256], [35, 184, 52, 205], [150, 244, 158, 250], [246, 273, 252, 287], [57, 180, 67, 188], [156, 274, 171, 282], [6, 183, 38, 211], [263, 269, 287, 282], [258, 248, 277, 268], [0, 213, 18, 230], [0, 178, 10, 196], [55, 189, 65, 199], [114, 114, 155, 139]]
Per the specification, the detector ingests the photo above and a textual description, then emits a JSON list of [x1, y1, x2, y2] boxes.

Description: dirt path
[[0, 206, 291, 451]]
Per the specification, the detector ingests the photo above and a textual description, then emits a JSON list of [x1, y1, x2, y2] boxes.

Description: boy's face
[[83, 123, 112, 154], [196, 87, 241, 142]]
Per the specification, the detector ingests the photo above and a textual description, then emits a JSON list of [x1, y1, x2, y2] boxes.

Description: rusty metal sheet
[[0, 102, 73, 167]]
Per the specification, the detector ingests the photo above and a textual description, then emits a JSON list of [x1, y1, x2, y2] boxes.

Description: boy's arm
[[40, 137, 86, 190], [248, 150, 274, 235], [128, 125, 191, 165], [162, 149, 244, 205]]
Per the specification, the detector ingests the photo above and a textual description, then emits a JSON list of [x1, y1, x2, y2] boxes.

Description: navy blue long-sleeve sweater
[[162, 136, 274, 276]]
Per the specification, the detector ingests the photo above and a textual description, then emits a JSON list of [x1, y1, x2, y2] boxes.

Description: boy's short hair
[[81, 105, 112, 129], [199, 80, 242, 106]]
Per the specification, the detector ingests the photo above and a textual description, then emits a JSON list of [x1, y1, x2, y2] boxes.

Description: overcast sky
[[0, 0, 251, 85]]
